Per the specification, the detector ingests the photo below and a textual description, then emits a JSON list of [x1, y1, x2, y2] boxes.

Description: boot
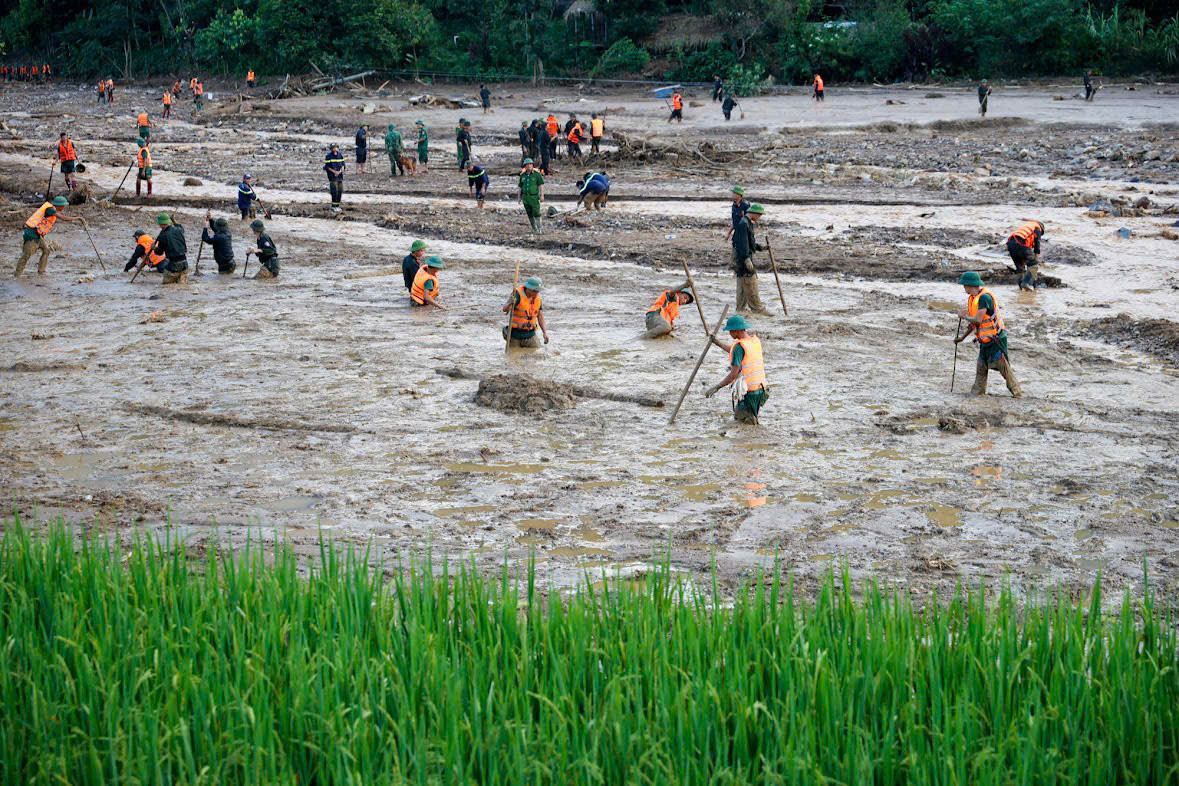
[[996, 355, 1023, 398], [135, 180, 141, 197], [147, 180, 152, 196], [535, 216, 542, 235], [970, 360, 989, 396]]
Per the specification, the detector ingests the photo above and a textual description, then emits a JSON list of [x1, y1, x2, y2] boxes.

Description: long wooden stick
[[45, 163, 54, 201], [765, 236, 788, 317], [505, 260, 521, 353], [668, 304, 729, 425], [193, 230, 204, 276], [107, 162, 135, 201], [680, 259, 709, 333], [130, 261, 145, 283], [81, 224, 106, 271], [951, 317, 963, 392]]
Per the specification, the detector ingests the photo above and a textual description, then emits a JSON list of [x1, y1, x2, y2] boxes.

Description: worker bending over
[[706, 314, 769, 425]]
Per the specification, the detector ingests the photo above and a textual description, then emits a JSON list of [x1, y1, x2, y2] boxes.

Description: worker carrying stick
[[645, 281, 694, 338], [14, 196, 85, 277], [732, 203, 771, 315], [502, 276, 549, 348], [704, 314, 769, 425], [955, 271, 1022, 397]]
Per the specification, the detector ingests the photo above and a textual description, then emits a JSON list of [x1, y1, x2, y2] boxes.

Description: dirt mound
[[879, 407, 1034, 434], [1082, 313, 1179, 365], [474, 374, 577, 414], [1046, 243, 1099, 266], [2, 361, 85, 372], [67, 185, 93, 205]]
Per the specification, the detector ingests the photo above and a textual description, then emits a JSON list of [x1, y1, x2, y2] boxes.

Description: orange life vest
[[172, 81, 181, 93], [190, 78, 197, 89], [136, 235, 165, 267], [194, 83, 203, 96], [546, 117, 558, 137], [163, 92, 172, 105], [247, 70, 255, 81], [97, 81, 104, 93], [567, 122, 583, 143], [511, 285, 541, 331], [57, 139, 76, 161], [591, 118, 603, 137], [814, 75, 824, 90], [137, 112, 149, 127], [967, 287, 1005, 343], [44, 64, 50, 74], [1008, 221, 1042, 248], [137, 147, 152, 169], [411, 268, 439, 304], [105, 79, 113, 89], [672, 93, 682, 110], [647, 290, 680, 327], [25, 202, 57, 236], [731, 336, 766, 391], [31, 66, 38, 76]]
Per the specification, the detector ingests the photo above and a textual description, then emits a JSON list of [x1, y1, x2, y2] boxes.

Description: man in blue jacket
[[237, 173, 258, 220], [324, 144, 345, 212]]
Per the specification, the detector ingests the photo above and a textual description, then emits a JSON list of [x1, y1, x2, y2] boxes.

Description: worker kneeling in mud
[[124, 229, 165, 273], [645, 282, 693, 338], [575, 171, 609, 211], [201, 210, 236, 274], [153, 213, 188, 285], [410, 256, 445, 308], [705, 314, 769, 425], [1007, 220, 1044, 291], [955, 271, 1022, 397], [245, 219, 279, 279], [503, 276, 549, 348]]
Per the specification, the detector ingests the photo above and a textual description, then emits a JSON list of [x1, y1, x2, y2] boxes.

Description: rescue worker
[[193, 80, 204, 112], [410, 256, 446, 309], [467, 163, 489, 208], [978, 79, 991, 117], [457, 120, 473, 170], [355, 123, 369, 175], [567, 118, 584, 159], [402, 239, 428, 291], [712, 75, 723, 102], [125, 229, 166, 273], [105, 78, 114, 103], [1084, 70, 1095, 102], [135, 138, 153, 198], [454, 118, 465, 168], [415, 120, 429, 173], [732, 203, 770, 314], [537, 120, 553, 175], [479, 84, 491, 113], [237, 173, 259, 219], [245, 219, 279, 279], [1007, 220, 1045, 291], [247, 69, 255, 88], [15, 196, 84, 277], [153, 213, 188, 285], [54, 132, 79, 192], [668, 91, 683, 122], [43, 63, 51, 81], [96, 80, 105, 104], [324, 143, 345, 211], [519, 121, 531, 165], [546, 114, 560, 158], [724, 185, 750, 242], [955, 271, 1022, 397], [564, 114, 578, 149], [812, 74, 824, 102], [162, 88, 172, 118], [575, 171, 609, 211], [136, 108, 152, 140], [722, 93, 737, 121], [590, 113, 604, 154], [527, 119, 542, 163], [189, 76, 198, 96], [171, 80, 181, 97], [645, 282, 693, 338], [705, 314, 769, 425], [31, 65, 38, 81], [502, 276, 549, 348], [383, 124, 404, 177], [517, 158, 545, 234], [201, 209, 236, 274]]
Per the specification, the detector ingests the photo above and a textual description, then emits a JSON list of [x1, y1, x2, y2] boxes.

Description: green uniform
[[384, 130, 403, 175], [416, 127, 428, 163], [731, 343, 769, 418], [455, 125, 463, 162], [518, 170, 544, 216], [973, 294, 1008, 366], [508, 290, 542, 340]]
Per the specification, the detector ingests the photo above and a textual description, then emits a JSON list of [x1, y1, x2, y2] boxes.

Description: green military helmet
[[747, 203, 765, 215], [724, 314, 749, 332], [133, 229, 146, 238], [51, 196, 69, 207], [522, 158, 534, 165], [521, 121, 528, 127], [137, 138, 147, 147], [157, 212, 172, 225], [524, 276, 542, 291], [388, 123, 396, 131], [410, 239, 428, 252], [424, 255, 445, 269], [959, 271, 984, 287], [415, 120, 424, 126], [214, 218, 229, 230], [250, 219, 265, 232], [732, 185, 745, 196]]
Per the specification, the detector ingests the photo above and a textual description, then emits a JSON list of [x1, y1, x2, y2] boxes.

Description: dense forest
[[2, 0, 1177, 86]]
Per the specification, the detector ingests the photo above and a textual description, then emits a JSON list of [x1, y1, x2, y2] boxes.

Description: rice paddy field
[[1, 518, 1177, 785]]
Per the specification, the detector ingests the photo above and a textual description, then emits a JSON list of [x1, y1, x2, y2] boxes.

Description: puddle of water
[[808, 553, 834, 562], [0, 417, 17, 432], [682, 483, 721, 501], [869, 449, 906, 460], [444, 462, 546, 474], [518, 518, 560, 531], [866, 490, 908, 509], [1074, 529, 1094, 541], [793, 493, 819, 503], [1076, 558, 1105, 571], [436, 505, 498, 517], [925, 504, 963, 528]]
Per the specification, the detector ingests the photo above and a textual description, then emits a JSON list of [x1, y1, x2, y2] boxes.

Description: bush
[[591, 37, 650, 77]]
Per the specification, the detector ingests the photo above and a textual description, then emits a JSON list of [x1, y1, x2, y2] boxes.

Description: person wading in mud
[[410, 256, 446, 309], [135, 138, 153, 198], [955, 271, 1022, 397], [14, 196, 85, 277], [812, 74, 824, 103], [503, 276, 549, 348], [705, 314, 769, 425], [977, 79, 991, 117], [732, 203, 771, 314], [722, 92, 737, 121], [1007, 220, 1045, 291], [153, 213, 189, 285], [201, 209, 236, 274], [246, 219, 279, 279], [324, 143, 346, 211], [644, 281, 694, 338], [136, 108, 153, 140], [125, 229, 166, 273], [402, 239, 428, 291], [518, 159, 545, 234]]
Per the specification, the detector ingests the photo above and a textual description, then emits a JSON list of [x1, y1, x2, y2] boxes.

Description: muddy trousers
[[15, 236, 50, 275], [971, 355, 1022, 397], [328, 176, 343, 208], [735, 273, 769, 314], [645, 312, 673, 338]]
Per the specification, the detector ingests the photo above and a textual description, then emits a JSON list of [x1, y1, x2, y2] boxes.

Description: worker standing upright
[[402, 240, 427, 291], [456, 120, 473, 170], [479, 84, 491, 113], [977, 80, 991, 117], [415, 120, 429, 173], [96, 80, 105, 105], [712, 75, 723, 101], [105, 78, 114, 103], [324, 143, 346, 211], [162, 89, 172, 118], [567, 118, 584, 159], [355, 123, 369, 175], [812, 74, 824, 103], [519, 121, 531, 166], [668, 91, 683, 122], [383, 124, 404, 177], [54, 132, 79, 192], [247, 69, 255, 88], [517, 159, 545, 234], [136, 108, 152, 141], [537, 120, 552, 175], [193, 80, 204, 113], [705, 315, 769, 425], [1007, 220, 1045, 291], [135, 138, 153, 198], [725, 185, 750, 243], [955, 272, 1022, 397], [14, 196, 84, 277], [546, 114, 560, 159], [590, 113, 604, 154], [237, 173, 259, 220], [732, 203, 770, 314], [722, 93, 736, 121]]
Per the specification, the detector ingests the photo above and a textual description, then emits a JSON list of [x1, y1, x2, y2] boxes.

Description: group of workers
[[2, 64, 51, 81], [116, 210, 279, 283]]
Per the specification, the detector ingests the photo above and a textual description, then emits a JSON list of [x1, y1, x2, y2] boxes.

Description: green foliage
[[726, 62, 767, 96], [850, 0, 911, 82], [194, 9, 259, 75], [665, 40, 737, 83], [2, 518, 1179, 784], [591, 37, 650, 77]]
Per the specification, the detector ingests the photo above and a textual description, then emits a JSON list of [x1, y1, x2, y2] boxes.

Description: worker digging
[[705, 314, 769, 425]]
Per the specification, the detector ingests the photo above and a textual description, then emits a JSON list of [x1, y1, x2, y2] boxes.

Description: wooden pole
[[130, 261, 145, 283], [81, 224, 106, 271], [193, 230, 204, 276], [668, 304, 729, 425], [107, 161, 135, 201], [45, 163, 54, 201], [951, 317, 963, 392], [505, 260, 521, 353], [765, 236, 788, 317], [680, 259, 710, 333]]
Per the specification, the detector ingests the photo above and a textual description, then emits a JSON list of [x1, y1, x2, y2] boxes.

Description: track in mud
[[2, 80, 1179, 605]]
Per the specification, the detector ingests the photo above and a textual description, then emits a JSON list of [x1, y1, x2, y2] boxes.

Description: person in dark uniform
[[200, 210, 236, 274], [153, 213, 188, 285], [978, 79, 991, 116], [722, 92, 736, 121], [324, 143, 345, 211], [518, 121, 530, 166], [355, 123, 369, 175], [1084, 70, 1096, 102], [246, 219, 279, 280], [479, 84, 491, 113], [712, 75, 724, 101], [402, 240, 427, 291], [467, 163, 489, 208]]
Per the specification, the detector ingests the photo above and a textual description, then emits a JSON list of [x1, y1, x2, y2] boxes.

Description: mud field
[[2, 79, 1178, 603]]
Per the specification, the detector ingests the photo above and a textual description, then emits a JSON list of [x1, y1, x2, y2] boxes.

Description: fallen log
[[437, 367, 664, 408]]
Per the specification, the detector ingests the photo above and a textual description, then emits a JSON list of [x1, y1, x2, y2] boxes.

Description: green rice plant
[[1, 513, 1177, 785]]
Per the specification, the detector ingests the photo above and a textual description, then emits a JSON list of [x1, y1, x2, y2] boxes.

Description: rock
[[237, 102, 253, 114], [1135, 196, 1151, 209], [1146, 150, 1161, 161], [1085, 159, 1099, 169], [1018, 149, 1032, 160], [183, 177, 203, 186], [975, 167, 991, 176], [1161, 228, 1178, 240], [1088, 200, 1120, 216]]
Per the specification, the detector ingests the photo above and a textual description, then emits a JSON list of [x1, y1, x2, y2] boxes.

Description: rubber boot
[[535, 215, 542, 235], [970, 360, 989, 396], [996, 355, 1022, 398], [135, 180, 141, 197], [147, 180, 152, 196]]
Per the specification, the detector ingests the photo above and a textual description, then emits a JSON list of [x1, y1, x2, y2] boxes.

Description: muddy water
[[3, 83, 1179, 605]]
